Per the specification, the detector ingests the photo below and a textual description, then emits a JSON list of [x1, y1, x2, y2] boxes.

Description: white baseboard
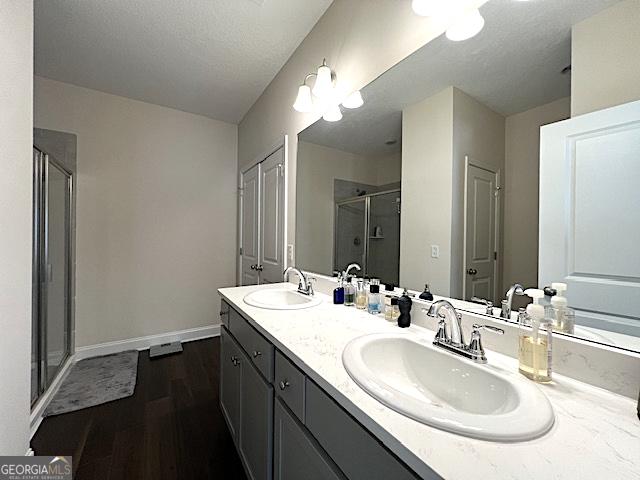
[[30, 324, 220, 440], [74, 324, 220, 360]]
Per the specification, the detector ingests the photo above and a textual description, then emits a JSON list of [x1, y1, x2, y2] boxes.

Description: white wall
[[572, 0, 640, 116], [400, 88, 454, 294], [452, 88, 505, 299], [237, 0, 487, 273], [34, 77, 238, 348], [503, 97, 570, 298], [296, 141, 400, 274], [0, 0, 33, 455]]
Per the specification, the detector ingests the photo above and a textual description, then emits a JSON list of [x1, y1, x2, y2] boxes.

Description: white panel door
[[259, 147, 285, 284], [241, 164, 260, 286], [539, 100, 640, 335], [465, 164, 497, 302]]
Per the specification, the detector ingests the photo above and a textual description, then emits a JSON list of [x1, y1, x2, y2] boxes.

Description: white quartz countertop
[[219, 283, 640, 480]]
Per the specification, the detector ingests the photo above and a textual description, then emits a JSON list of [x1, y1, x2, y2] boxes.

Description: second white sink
[[243, 287, 322, 310], [342, 332, 554, 442]]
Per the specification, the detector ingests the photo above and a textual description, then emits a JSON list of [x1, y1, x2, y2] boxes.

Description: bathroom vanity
[[218, 283, 640, 480]]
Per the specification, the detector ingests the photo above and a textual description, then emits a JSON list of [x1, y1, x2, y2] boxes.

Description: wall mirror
[[295, 0, 640, 352]]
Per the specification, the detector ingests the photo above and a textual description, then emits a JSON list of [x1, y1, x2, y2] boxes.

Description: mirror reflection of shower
[[334, 185, 401, 285]]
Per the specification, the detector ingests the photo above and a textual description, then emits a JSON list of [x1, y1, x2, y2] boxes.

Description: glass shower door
[[334, 198, 367, 274], [32, 149, 72, 405], [367, 191, 401, 285]]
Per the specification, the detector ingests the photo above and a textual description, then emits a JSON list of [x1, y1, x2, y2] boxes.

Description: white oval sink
[[243, 288, 322, 310], [342, 333, 554, 442]]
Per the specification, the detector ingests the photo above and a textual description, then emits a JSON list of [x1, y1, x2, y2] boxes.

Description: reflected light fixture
[[342, 90, 364, 109], [292, 59, 364, 121], [445, 8, 485, 41], [411, 1, 486, 42]]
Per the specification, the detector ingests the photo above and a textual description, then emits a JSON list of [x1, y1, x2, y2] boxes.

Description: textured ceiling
[[35, 0, 333, 124], [300, 0, 620, 156]]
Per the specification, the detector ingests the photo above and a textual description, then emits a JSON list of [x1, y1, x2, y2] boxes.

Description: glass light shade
[[412, 0, 449, 17], [293, 84, 314, 113], [312, 64, 334, 99], [322, 103, 343, 122], [342, 90, 364, 109], [446, 8, 485, 41]]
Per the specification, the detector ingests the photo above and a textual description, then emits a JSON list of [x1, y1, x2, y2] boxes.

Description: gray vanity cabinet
[[239, 350, 274, 480], [219, 302, 426, 480], [220, 326, 242, 441], [274, 398, 346, 480]]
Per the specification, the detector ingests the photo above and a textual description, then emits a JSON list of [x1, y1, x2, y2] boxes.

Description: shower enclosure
[[31, 141, 74, 406], [334, 189, 401, 285]]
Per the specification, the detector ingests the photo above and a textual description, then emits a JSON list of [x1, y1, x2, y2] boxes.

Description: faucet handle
[[435, 317, 448, 342], [468, 324, 504, 360], [471, 297, 494, 315]]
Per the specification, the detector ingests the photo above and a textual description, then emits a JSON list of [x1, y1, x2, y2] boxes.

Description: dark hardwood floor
[[31, 338, 247, 480]]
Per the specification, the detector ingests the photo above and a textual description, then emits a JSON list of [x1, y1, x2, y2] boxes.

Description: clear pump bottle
[[519, 289, 553, 383], [355, 280, 367, 310]]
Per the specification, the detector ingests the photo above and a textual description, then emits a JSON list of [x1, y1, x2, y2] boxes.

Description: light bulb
[[445, 8, 485, 41], [293, 84, 314, 113], [312, 63, 334, 99], [342, 90, 364, 109], [322, 103, 343, 122]]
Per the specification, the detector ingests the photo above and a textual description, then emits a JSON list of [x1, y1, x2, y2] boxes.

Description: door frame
[[237, 136, 288, 285], [462, 155, 501, 302]]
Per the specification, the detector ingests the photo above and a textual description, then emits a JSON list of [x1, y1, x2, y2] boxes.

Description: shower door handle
[[47, 263, 53, 282]]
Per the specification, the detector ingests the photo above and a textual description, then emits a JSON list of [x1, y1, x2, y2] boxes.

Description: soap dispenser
[[419, 284, 434, 301], [550, 282, 574, 334], [333, 273, 345, 305], [519, 289, 552, 383]]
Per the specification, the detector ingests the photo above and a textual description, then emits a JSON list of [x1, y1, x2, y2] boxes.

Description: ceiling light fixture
[[292, 59, 364, 121]]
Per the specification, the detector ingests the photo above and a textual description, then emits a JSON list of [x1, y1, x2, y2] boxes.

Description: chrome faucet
[[424, 300, 504, 364], [283, 267, 314, 296], [501, 283, 525, 319], [345, 263, 361, 278], [471, 296, 494, 315]]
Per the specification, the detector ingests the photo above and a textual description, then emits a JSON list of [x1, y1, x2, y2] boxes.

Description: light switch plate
[[431, 245, 440, 258], [287, 244, 294, 262]]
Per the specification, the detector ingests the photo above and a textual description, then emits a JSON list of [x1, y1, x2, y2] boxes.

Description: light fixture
[[342, 90, 364, 109], [292, 58, 364, 121], [293, 83, 314, 113], [445, 8, 485, 41], [312, 59, 334, 99], [412, 0, 452, 17], [322, 103, 343, 122]]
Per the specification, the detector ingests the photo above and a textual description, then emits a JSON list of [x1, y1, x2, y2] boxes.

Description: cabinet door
[[239, 359, 274, 480], [220, 327, 242, 441], [274, 399, 345, 480]]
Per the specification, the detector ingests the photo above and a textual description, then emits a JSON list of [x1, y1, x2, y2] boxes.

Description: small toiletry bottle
[[391, 297, 400, 322], [397, 290, 412, 328], [333, 273, 345, 305], [419, 284, 434, 301], [519, 289, 552, 383], [550, 282, 574, 334], [367, 284, 381, 314], [355, 280, 367, 310], [384, 296, 393, 321], [344, 276, 355, 306]]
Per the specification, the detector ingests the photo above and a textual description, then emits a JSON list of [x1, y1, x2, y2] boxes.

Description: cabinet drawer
[[229, 308, 274, 382], [275, 350, 305, 422], [305, 381, 430, 480]]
